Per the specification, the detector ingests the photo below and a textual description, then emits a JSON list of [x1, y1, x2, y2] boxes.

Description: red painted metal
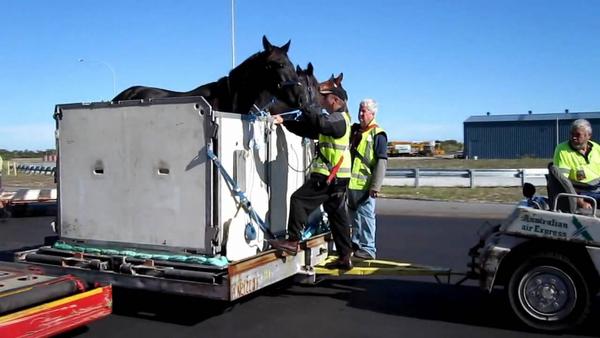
[[0, 285, 112, 338]]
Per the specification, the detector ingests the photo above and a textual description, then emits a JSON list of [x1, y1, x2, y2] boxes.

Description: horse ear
[[281, 40, 291, 53], [307, 62, 314, 75], [335, 73, 344, 85], [262, 35, 273, 52], [296, 65, 302, 72]]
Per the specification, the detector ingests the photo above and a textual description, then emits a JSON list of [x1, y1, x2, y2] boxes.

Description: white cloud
[[0, 123, 55, 150]]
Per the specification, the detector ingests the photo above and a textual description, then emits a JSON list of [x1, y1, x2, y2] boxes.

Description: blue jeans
[[348, 189, 376, 257], [579, 190, 600, 203]]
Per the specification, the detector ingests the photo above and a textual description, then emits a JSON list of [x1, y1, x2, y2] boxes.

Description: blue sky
[[1, 0, 599, 150]]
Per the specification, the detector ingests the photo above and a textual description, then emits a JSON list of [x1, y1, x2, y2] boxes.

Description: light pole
[[79, 58, 117, 97], [231, 0, 236, 68]]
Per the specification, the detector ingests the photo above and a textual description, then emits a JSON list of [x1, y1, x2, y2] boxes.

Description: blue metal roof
[[465, 111, 600, 123]]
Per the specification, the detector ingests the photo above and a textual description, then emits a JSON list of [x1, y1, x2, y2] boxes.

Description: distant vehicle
[[388, 143, 412, 156], [387, 140, 444, 157], [453, 152, 465, 159]]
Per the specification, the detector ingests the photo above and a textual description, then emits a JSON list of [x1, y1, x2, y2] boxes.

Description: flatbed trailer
[[0, 261, 111, 338], [0, 188, 57, 217], [14, 235, 455, 302], [15, 235, 330, 301]]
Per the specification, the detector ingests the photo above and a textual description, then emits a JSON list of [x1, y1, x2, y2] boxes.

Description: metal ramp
[[315, 255, 456, 283]]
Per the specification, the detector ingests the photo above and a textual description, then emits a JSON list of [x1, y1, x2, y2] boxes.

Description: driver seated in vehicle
[[553, 119, 600, 209]]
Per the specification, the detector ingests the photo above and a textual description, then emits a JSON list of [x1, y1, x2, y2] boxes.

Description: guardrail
[[4, 163, 56, 176], [383, 168, 548, 188], [1, 163, 547, 188]]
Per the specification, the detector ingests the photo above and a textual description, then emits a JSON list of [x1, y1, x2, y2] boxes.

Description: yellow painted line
[[0, 287, 106, 323], [0, 286, 34, 299]]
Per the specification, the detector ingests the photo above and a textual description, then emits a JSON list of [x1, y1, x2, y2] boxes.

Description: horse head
[[295, 62, 321, 109], [268, 62, 321, 115], [229, 36, 302, 114], [318, 72, 344, 94], [318, 72, 348, 112]]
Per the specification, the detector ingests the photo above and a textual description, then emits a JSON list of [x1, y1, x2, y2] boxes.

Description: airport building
[[463, 111, 600, 159]]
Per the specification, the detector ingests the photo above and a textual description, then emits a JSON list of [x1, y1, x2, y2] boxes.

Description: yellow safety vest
[[554, 140, 600, 184], [311, 112, 351, 178], [349, 120, 386, 190]]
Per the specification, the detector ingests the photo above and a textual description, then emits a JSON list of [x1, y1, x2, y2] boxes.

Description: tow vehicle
[[469, 164, 600, 331]]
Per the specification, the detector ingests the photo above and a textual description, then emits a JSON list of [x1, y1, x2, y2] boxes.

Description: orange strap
[[326, 156, 344, 185], [361, 123, 379, 133]]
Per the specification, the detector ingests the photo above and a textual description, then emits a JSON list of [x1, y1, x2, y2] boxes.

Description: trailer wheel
[[508, 252, 591, 331]]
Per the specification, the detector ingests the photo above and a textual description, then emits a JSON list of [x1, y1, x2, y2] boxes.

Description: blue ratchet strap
[[206, 146, 274, 239], [278, 110, 302, 121], [247, 107, 269, 122], [248, 107, 301, 122]]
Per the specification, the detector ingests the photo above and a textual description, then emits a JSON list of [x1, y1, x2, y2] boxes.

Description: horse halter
[[276, 79, 308, 110], [277, 80, 302, 90], [254, 81, 302, 115]]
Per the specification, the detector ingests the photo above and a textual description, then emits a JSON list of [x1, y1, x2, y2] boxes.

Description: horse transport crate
[[54, 97, 309, 260]]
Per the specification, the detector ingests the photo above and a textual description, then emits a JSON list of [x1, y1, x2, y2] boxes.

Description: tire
[[508, 252, 592, 331]]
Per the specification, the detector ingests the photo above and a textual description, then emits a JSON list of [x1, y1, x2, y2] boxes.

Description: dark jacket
[[283, 106, 347, 140]]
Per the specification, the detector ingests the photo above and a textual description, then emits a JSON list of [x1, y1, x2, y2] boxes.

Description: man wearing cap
[[348, 98, 387, 260], [270, 82, 354, 270]]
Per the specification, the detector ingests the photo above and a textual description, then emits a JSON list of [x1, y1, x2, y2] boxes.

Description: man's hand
[[272, 115, 284, 125], [369, 189, 379, 198], [578, 198, 593, 209]]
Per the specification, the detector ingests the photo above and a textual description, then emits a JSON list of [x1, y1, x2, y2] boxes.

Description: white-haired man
[[348, 98, 387, 259], [554, 118, 600, 208]]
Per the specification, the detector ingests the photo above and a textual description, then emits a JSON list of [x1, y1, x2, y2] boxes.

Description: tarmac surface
[[377, 198, 515, 218], [1, 199, 598, 337]]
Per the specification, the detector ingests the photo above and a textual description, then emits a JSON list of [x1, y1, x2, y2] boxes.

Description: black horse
[[113, 36, 306, 115], [295, 62, 321, 111], [268, 62, 321, 116]]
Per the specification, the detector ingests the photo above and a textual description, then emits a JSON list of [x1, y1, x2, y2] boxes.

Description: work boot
[[353, 249, 376, 260], [268, 239, 299, 255], [324, 254, 353, 270]]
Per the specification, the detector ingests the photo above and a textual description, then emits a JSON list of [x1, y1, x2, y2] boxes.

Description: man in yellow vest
[[554, 118, 600, 209], [348, 98, 387, 260], [270, 83, 354, 270]]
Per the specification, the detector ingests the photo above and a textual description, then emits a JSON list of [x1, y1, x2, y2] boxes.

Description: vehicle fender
[[481, 235, 529, 292], [490, 237, 600, 293], [585, 246, 600, 286]]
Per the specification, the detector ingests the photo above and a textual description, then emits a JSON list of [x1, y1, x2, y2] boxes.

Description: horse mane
[[228, 51, 264, 81]]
